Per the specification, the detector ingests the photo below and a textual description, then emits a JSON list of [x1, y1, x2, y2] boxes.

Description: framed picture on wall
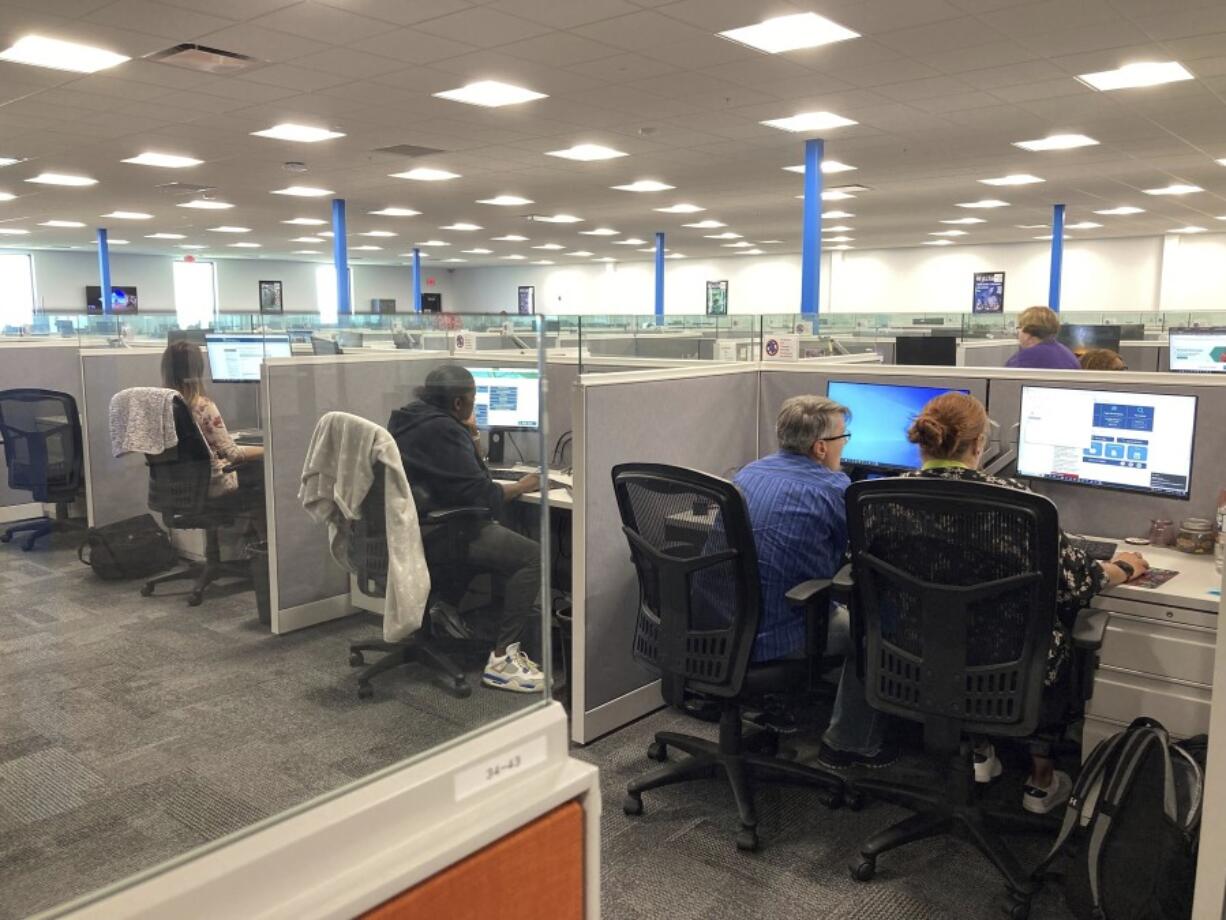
[[259, 280, 284, 313], [972, 272, 1005, 314], [517, 285, 535, 315], [706, 280, 728, 316]]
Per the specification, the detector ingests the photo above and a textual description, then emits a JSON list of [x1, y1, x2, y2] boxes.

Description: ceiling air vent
[[148, 44, 260, 75], [374, 144, 447, 158]]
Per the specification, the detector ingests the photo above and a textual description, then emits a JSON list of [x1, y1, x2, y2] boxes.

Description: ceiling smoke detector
[[148, 44, 260, 74], [283, 161, 308, 173]]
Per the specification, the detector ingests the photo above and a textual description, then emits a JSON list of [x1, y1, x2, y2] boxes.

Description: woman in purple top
[[1005, 306, 1082, 370]]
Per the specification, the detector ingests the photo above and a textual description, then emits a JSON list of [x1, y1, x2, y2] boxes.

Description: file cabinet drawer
[[1087, 668, 1212, 739], [1099, 614, 1216, 686]]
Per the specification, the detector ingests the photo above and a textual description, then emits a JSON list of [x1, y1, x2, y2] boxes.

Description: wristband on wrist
[[1114, 560, 1135, 580]]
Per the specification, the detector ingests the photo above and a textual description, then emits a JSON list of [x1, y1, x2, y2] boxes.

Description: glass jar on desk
[[1175, 518, 1215, 554], [1147, 518, 1175, 547]]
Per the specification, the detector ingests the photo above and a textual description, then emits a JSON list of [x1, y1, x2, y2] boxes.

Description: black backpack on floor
[[1034, 718, 1206, 920]]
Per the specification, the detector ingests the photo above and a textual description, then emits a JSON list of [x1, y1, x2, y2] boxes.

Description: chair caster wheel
[[623, 793, 643, 816], [348, 652, 364, 667], [820, 791, 843, 810], [187, 592, 203, 607], [735, 828, 759, 852], [357, 683, 374, 700], [140, 584, 154, 597], [454, 681, 473, 698], [646, 741, 667, 762], [851, 858, 876, 882], [846, 791, 865, 812], [1004, 896, 1031, 920], [0, 532, 11, 543]]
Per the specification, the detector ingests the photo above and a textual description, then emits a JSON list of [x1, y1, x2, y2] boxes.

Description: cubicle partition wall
[[957, 340, 1018, 368], [0, 341, 85, 521], [1118, 340, 1167, 373], [571, 364, 762, 743]]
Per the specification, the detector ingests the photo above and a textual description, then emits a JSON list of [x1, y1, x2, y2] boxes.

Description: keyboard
[[233, 429, 264, 446], [1068, 537, 1117, 561]]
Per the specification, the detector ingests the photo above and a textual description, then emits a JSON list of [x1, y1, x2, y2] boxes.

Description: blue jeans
[[822, 604, 888, 757]]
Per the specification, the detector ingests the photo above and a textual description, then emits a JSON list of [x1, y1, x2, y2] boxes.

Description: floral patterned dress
[[190, 396, 245, 496], [900, 465, 1109, 685]]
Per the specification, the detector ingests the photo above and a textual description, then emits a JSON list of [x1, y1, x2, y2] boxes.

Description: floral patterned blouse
[[900, 464, 1109, 685], [190, 396, 245, 496]]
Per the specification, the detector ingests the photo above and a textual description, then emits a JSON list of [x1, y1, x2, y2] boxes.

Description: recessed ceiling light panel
[[252, 123, 344, 142], [579, 227, 619, 236], [681, 220, 724, 228], [761, 111, 857, 132], [40, 220, 85, 228], [433, 80, 546, 108], [102, 211, 152, 220], [940, 217, 986, 224], [272, 186, 333, 197], [1144, 183, 1201, 195], [178, 199, 233, 209], [957, 199, 1009, 208], [145, 232, 186, 239], [1013, 134, 1099, 152], [25, 172, 95, 186], [1078, 61, 1193, 91], [718, 12, 859, 53], [282, 216, 326, 225], [476, 195, 533, 206], [208, 226, 251, 233], [546, 144, 627, 161], [611, 180, 673, 192], [533, 214, 583, 223], [979, 174, 1043, 186], [391, 167, 460, 181], [1094, 206, 1144, 215], [440, 222, 481, 231], [369, 207, 420, 217], [123, 152, 202, 168], [784, 160, 856, 174], [654, 203, 704, 214], [0, 35, 128, 73]]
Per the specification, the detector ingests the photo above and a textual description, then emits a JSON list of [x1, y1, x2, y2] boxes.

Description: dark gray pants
[[440, 522, 542, 653]]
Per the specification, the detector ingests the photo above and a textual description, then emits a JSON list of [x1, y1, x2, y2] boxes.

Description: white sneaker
[[973, 743, 1003, 783], [1023, 770, 1073, 815], [482, 642, 545, 693]]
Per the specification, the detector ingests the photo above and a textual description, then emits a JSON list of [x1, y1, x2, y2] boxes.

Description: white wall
[[1159, 234, 1226, 313], [32, 250, 175, 311]]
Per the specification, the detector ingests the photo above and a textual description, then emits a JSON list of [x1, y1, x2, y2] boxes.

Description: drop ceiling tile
[[639, 36, 757, 69], [1014, 22, 1154, 56], [241, 63, 355, 92], [574, 10, 710, 51], [990, 78, 1092, 103], [84, 0, 235, 38], [915, 41, 1040, 75], [487, 0, 640, 29], [1, 0, 111, 14], [956, 60, 1066, 90], [825, 0, 966, 33], [564, 84, 699, 118], [653, 0, 807, 31], [347, 28, 478, 64], [876, 16, 1009, 55], [251, 1, 391, 44], [565, 52, 680, 82], [291, 47, 406, 78], [876, 75, 976, 102], [199, 24, 333, 62], [911, 90, 1004, 114], [1132, 6, 1226, 40], [156, 0, 299, 18], [498, 32, 621, 67], [148, 91, 252, 115], [314, 0, 474, 26], [414, 8, 553, 47]]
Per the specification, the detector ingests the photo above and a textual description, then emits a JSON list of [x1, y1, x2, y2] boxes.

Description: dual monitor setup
[[828, 379, 1196, 500]]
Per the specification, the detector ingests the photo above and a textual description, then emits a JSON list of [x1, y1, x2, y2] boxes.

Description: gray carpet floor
[[0, 530, 535, 920], [573, 707, 1078, 920]]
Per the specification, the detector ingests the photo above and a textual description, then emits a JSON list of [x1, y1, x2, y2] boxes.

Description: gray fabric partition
[[0, 343, 84, 511], [1119, 342, 1164, 373], [574, 367, 761, 743], [985, 371, 1226, 537], [80, 350, 164, 527], [958, 341, 1017, 368]]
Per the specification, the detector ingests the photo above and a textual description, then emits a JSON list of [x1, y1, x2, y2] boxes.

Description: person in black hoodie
[[388, 364, 546, 693]]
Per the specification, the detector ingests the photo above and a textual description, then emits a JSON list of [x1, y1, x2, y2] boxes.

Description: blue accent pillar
[[1049, 203, 1065, 312], [654, 231, 665, 320], [331, 198, 350, 316], [800, 138, 824, 320], [96, 228, 112, 315], [412, 248, 422, 312]]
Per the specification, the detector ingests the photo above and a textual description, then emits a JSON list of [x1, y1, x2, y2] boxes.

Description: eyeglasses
[[819, 432, 852, 443]]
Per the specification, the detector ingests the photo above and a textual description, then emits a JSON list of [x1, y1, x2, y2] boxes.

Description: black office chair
[[139, 394, 253, 606], [613, 462, 846, 852], [311, 336, 341, 356], [0, 389, 84, 550], [838, 478, 1106, 920], [347, 473, 491, 700]]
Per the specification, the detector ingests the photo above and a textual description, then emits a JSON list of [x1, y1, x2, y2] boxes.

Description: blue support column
[[411, 248, 422, 312], [331, 198, 350, 316], [96, 228, 112, 315], [800, 137, 825, 320], [654, 231, 665, 320], [1049, 203, 1065, 312]]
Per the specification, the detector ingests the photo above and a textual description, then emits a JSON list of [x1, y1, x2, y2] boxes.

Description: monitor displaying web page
[[466, 367, 540, 430], [204, 334, 291, 383], [825, 380, 970, 471], [1017, 386, 1197, 499], [1168, 330, 1226, 373]]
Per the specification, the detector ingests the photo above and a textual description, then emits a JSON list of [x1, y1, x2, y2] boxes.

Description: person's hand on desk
[[499, 471, 540, 498], [242, 445, 265, 463], [1103, 551, 1149, 585]]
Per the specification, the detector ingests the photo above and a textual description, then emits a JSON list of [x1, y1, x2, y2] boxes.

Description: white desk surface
[[491, 464, 574, 511], [1093, 538, 1221, 614]]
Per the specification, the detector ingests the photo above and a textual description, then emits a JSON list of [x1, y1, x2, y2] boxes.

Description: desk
[[491, 465, 574, 511], [1084, 539, 1219, 757]]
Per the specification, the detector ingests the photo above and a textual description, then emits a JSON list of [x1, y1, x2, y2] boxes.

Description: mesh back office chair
[[840, 478, 1106, 920], [311, 336, 341, 356], [613, 463, 845, 852], [139, 394, 254, 606], [347, 470, 491, 700], [0, 389, 84, 550]]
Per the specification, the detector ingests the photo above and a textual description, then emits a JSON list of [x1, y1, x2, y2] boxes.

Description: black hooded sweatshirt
[[387, 401, 504, 516]]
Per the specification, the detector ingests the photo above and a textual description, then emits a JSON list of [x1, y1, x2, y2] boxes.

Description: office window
[[172, 259, 217, 328], [0, 253, 35, 327], [315, 264, 355, 324]]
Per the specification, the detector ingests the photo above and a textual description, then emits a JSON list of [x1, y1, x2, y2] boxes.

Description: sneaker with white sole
[[973, 743, 1003, 783], [482, 642, 545, 693], [1023, 770, 1073, 815]]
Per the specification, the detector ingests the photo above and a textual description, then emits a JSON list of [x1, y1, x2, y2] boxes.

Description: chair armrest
[[785, 578, 832, 607], [831, 563, 854, 604], [424, 506, 490, 525], [1072, 608, 1108, 651]]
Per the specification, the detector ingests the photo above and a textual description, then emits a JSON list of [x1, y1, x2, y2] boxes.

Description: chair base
[[1, 504, 81, 551], [348, 637, 472, 700], [623, 706, 845, 852], [848, 747, 1054, 919], [140, 559, 251, 607]]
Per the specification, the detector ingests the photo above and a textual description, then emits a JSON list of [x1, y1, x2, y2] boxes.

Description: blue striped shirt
[[734, 451, 851, 662]]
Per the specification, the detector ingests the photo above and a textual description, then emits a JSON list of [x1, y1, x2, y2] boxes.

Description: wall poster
[[972, 272, 1005, 314]]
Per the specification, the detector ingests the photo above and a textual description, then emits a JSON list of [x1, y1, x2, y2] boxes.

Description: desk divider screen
[[571, 364, 762, 744]]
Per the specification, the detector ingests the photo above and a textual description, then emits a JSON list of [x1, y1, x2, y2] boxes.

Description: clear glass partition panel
[[17, 314, 551, 920]]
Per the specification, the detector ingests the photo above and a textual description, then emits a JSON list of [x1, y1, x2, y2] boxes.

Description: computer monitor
[[1057, 324, 1121, 355], [168, 328, 210, 346], [311, 336, 341, 356], [1168, 329, 1226, 373], [466, 367, 540, 431], [825, 380, 971, 471], [336, 330, 363, 348], [895, 336, 957, 366], [1017, 386, 1197, 499], [204, 334, 291, 383], [1117, 323, 1145, 341], [85, 285, 139, 314]]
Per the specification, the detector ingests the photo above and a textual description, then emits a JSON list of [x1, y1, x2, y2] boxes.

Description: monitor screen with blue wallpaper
[[825, 380, 970, 471]]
